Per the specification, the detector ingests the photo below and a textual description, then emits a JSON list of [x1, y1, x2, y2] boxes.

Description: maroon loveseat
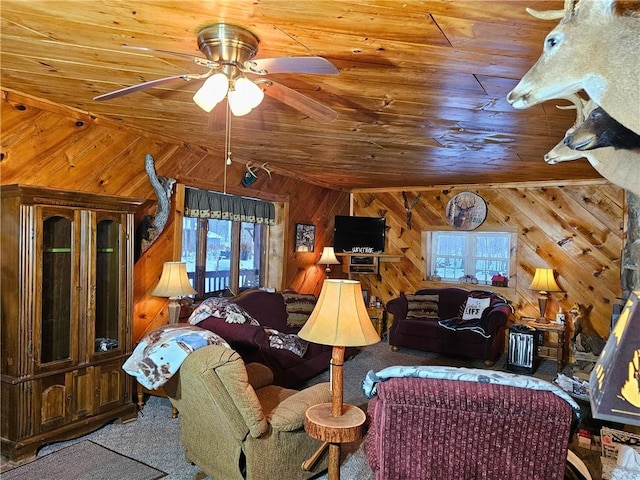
[[386, 288, 512, 364], [365, 374, 575, 480], [191, 289, 356, 387]]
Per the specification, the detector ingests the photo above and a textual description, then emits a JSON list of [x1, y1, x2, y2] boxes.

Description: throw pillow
[[406, 294, 439, 319], [282, 292, 317, 327], [265, 328, 309, 357], [122, 325, 229, 390], [461, 297, 491, 320], [188, 297, 260, 326]]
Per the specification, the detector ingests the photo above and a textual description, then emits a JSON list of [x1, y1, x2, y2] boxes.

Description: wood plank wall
[[0, 91, 349, 341], [352, 185, 625, 339], [1, 90, 624, 343]]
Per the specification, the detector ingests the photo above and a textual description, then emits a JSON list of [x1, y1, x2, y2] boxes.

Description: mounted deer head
[[506, 0, 640, 135], [564, 106, 640, 151], [241, 162, 272, 188], [543, 94, 640, 197]]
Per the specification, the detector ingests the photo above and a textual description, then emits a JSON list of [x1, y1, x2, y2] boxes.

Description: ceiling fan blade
[[251, 57, 339, 75], [93, 75, 190, 101], [262, 80, 338, 124]]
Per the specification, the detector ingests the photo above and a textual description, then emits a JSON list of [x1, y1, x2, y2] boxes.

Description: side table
[[366, 306, 386, 337], [304, 403, 366, 480], [519, 317, 566, 372]]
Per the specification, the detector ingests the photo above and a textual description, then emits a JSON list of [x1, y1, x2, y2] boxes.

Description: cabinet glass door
[[41, 215, 73, 364], [94, 217, 122, 353]]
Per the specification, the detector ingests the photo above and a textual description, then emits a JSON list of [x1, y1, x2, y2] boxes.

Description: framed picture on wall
[[445, 191, 487, 231], [295, 223, 315, 252]]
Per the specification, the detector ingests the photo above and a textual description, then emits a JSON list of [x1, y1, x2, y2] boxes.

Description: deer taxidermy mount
[[507, 0, 640, 135]]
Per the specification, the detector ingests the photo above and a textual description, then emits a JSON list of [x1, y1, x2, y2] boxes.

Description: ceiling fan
[[93, 23, 339, 123]]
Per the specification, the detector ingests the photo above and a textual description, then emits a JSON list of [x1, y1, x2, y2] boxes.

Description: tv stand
[[336, 253, 402, 276]]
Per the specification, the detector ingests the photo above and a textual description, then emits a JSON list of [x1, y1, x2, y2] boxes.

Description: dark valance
[[184, 187, 275, 225]]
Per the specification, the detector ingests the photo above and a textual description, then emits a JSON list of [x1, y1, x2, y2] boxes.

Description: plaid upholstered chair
[[363, 366, 586, 480], [163, 344, 331, 480]]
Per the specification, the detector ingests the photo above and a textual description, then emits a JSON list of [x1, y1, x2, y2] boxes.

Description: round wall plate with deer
[[445, 191, 487, 230]]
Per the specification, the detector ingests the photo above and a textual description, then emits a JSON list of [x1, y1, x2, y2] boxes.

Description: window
[[426, 230, 514, 285], [182, 188, 275, 298]]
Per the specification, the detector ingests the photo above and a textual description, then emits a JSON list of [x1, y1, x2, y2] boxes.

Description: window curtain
[[184, 187, 275, 225]]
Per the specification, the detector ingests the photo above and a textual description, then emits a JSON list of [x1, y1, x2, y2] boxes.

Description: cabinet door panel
[[72, 366, 95, 419], [36, 207, 80, 372], [36, 372, 72, 432], [89, 212, 128, 359], [96, 361, 128, 412]]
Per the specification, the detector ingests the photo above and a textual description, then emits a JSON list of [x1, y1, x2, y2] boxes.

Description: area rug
[[3, 440, 166, 480]]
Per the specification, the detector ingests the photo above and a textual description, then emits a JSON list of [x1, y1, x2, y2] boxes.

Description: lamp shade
[[298, 279, 380, 347], [193, 73, 229, 112], [151, 262, 197, 298], [318, 246, 340, 265], [590, 290, 640, 426], [529, 268, 561, 293], [228, 77, 264, 116]]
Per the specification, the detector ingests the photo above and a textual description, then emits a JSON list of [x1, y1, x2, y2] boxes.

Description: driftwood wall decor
[[137, 153, 176, 256]]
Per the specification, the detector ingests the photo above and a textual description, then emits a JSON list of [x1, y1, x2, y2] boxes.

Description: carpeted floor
[[2, 440, 166, 480], [2, 339, 562, 480]]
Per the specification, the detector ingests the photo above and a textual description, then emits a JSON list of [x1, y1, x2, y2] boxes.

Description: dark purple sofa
[[387, 288, 513, 365], [191, 289, 356, 388]]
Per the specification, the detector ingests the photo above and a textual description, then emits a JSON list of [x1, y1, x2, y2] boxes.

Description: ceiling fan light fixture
[[234, 77, 264, 109], [228, 89, 252, 116], [193, 72, 229, 112], [227, 77, 264, 116]]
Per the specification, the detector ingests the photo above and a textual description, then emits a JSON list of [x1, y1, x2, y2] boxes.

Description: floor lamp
[[318, 246, 340, 278], [298, 279, 380, 480], [151, 262, 197, 324], [529, 267, 562, 323]]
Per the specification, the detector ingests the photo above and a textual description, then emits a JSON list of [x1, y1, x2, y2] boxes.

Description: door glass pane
[[181, 217, 198, 289], [41, 216, 72, 363], [181, 216, 266, 296], [95, 219, 120, 352], [240, 222, 261, 289], [205, 218, 232, 294]]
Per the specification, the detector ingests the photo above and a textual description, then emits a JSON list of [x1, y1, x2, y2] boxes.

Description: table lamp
[[529, 267, 562, 322], [318, 246, 340, 278], [298, 279, 380, 480], [151, 262, 197, 324]]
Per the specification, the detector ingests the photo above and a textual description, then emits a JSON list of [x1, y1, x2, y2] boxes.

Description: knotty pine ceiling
[[1, 0, 608, 191]]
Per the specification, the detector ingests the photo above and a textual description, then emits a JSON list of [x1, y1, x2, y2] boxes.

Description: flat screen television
[[334, 215, 385, 254]]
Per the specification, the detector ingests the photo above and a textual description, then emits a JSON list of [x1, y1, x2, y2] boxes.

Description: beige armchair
[[163, 344, 331, 480]]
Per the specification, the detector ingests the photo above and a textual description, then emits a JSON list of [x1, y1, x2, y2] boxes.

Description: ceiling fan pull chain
[[223, 99, 233, 194]]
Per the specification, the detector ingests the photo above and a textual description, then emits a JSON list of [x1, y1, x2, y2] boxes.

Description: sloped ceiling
[[1, 0, 605, 190]]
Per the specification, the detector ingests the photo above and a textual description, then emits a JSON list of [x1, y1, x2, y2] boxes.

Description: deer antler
[[554, 94, 587, 124], [245, 161, 258, 178], [260, 162, 272, 180], [526, 0, 571, 20]]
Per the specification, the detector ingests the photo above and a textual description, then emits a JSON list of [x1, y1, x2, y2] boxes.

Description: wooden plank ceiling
[[1, 0, 608, 191]]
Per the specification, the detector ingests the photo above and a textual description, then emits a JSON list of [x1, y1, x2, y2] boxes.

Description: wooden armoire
[[1, 185, 143, 463]]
